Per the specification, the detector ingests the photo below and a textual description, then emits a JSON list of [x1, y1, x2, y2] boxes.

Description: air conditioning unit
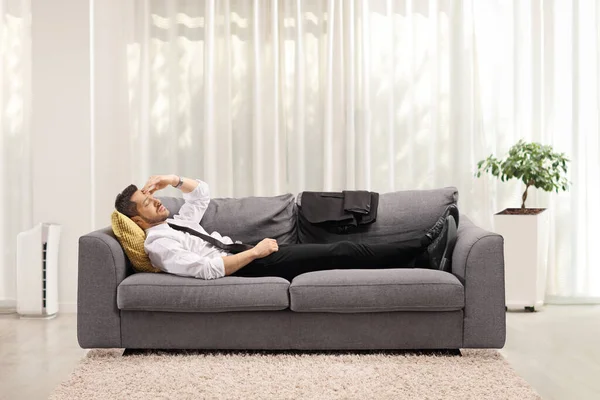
[[16, 223, 61, 319]]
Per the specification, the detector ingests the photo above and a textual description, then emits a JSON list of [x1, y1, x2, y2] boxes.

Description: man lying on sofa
[[114, 174, 459, 281]]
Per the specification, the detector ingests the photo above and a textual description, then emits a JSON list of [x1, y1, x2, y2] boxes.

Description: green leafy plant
[[475, 140, 570, 209]]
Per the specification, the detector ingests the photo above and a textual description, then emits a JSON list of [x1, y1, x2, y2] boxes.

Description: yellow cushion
[[111, 210, 162, 273]]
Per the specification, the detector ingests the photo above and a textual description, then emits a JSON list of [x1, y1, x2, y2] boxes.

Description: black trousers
[[231, 236, 429, 281]]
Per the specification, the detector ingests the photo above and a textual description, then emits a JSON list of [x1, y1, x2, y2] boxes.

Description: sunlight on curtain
[[124, 0, 600, 301], [0, 0, 31, 307]]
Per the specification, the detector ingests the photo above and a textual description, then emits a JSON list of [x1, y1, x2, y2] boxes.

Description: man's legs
[[231, 236, 428, 281]]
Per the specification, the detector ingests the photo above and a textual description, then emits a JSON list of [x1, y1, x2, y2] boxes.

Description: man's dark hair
[[115, 184, 139, 217]]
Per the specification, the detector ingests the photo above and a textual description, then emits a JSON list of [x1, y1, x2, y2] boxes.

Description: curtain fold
[[120, 0, 600, 300], [0, 0, 31, 306]]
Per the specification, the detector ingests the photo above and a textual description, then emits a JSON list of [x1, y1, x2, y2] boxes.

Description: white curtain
[[0, 0, 31, 307], [117, 0, 600, 301]]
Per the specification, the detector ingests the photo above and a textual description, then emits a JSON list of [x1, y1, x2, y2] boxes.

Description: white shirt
[[144, 179, 234, 280]]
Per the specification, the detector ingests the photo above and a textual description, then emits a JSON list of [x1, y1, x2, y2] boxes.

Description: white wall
[[31, 0, 91, 312]]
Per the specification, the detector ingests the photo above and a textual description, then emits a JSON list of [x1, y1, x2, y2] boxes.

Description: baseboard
[[0, 300, 77, 314], [0, 298, 16, 314], [545, 296, 600, 305]]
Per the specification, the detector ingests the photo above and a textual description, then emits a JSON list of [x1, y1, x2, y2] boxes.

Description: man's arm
[[222, 238, 279, 276], [171, 175, 199, 194], [141, 174, 198, 194], [148, 239, 268, 278], [142, 175, 208, 223], [148, 238, 227, 280], [221, 250, 258, 276]]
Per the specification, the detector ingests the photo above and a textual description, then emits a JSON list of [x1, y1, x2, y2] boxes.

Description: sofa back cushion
[[158, 193, 297, 245], [297, 187, 458, 244]]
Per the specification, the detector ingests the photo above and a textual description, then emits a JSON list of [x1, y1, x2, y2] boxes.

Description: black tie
[[167, 223, 254, 254]]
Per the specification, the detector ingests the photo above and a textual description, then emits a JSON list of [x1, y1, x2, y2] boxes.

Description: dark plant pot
[[496, 208, 546, 216]]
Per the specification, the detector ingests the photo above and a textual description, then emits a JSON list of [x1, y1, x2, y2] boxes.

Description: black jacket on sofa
[[299, 190, 379, 234]]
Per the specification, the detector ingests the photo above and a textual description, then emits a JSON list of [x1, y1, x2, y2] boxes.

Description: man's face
[[130, 190, 170, 225]]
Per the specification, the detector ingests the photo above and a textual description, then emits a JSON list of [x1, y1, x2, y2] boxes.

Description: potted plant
[[475, 140, 570, 312]]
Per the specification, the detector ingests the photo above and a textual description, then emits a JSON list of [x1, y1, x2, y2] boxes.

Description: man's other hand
[[141, 175, 178, 194], [252, 238, 279, 259]]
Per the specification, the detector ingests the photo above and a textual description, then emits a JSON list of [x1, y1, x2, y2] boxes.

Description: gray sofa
[[77, 187, 506, 350]]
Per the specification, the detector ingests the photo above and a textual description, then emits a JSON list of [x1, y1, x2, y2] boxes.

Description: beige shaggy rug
[[50, 348, 540, 400]]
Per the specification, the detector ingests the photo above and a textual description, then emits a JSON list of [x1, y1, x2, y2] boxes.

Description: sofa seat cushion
[[117, 273, 290, 312], [289, 269, 464, 313]]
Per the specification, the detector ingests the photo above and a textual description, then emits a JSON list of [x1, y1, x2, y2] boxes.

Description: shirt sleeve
[[147, 238, 225, 280], [172, 179, 210, 224]]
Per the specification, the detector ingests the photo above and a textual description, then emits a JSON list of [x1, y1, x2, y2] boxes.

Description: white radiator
[[16, 223, 61, 318]]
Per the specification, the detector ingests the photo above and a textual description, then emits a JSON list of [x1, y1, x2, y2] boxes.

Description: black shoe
[[448, 204, 459, 227], [425, 204, 459, 242], [427, 215, 458, 272]]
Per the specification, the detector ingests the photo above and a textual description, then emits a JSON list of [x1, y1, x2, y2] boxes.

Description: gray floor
[[498, 305, 600, 400], [0, 305, 599, 400]]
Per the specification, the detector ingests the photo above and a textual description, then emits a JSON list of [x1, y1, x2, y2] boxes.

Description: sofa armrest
[[77, 227, 130, 348], [452, 214, 506, 348]]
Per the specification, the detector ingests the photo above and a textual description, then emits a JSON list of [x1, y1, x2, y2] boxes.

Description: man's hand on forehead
[[141, 175, 178, 195]]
